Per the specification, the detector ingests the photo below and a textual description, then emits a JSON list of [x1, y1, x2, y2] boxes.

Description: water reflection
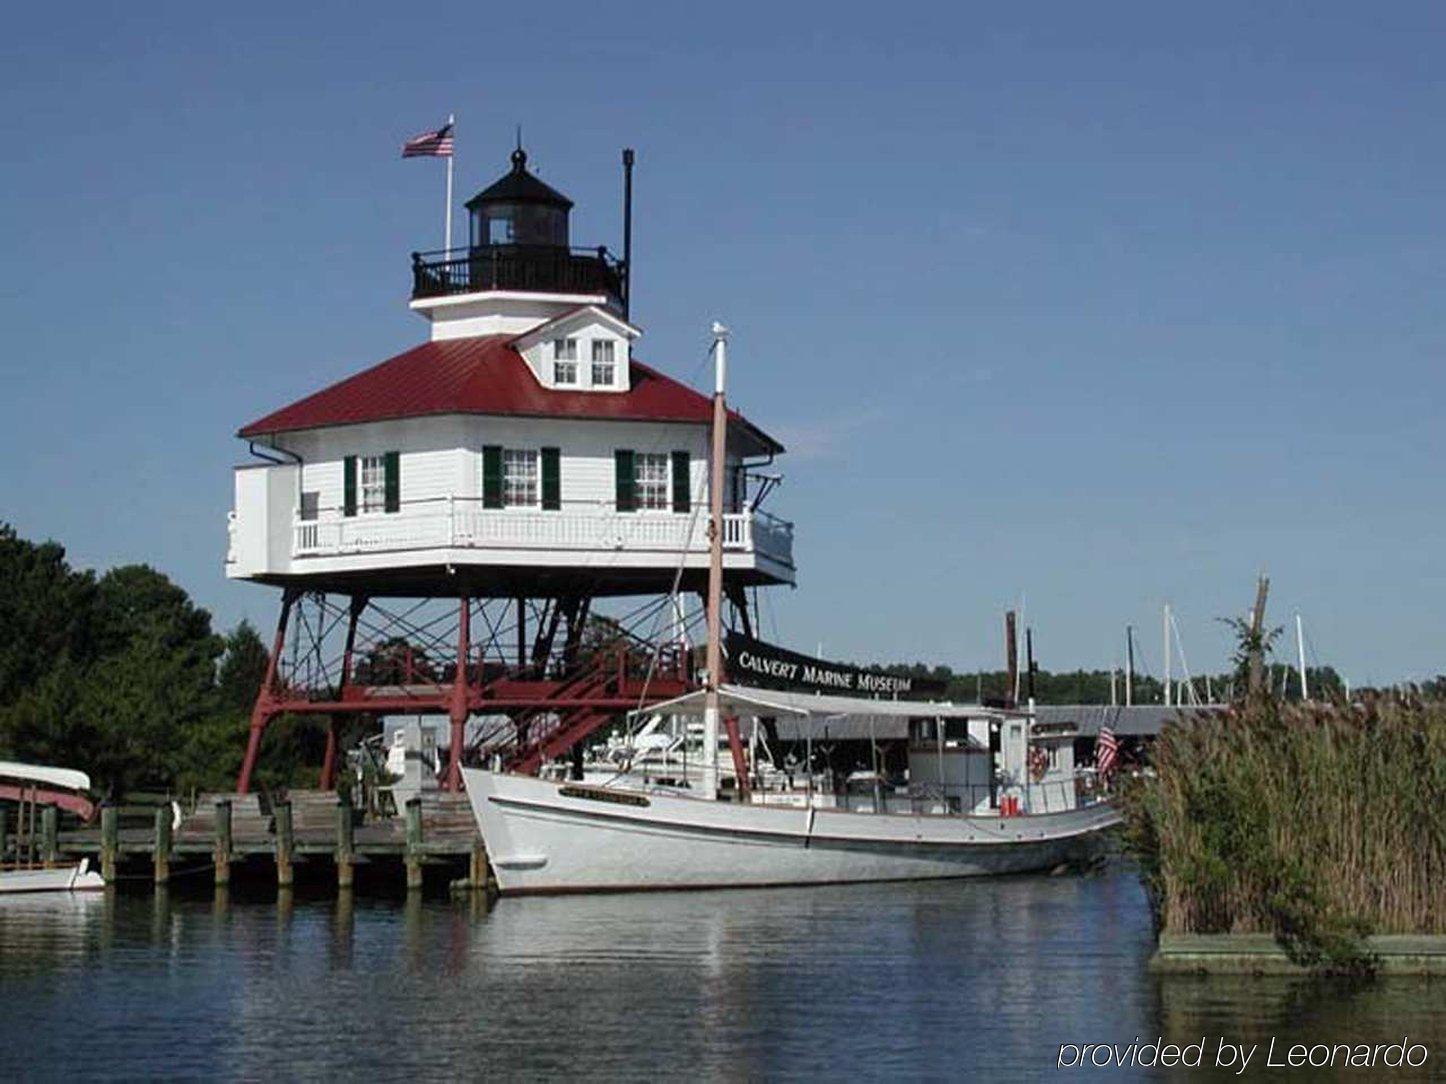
[[0, 869, 1439, 1080]]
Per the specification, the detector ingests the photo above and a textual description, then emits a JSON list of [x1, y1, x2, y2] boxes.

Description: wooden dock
[[43, 789, 489, 894]]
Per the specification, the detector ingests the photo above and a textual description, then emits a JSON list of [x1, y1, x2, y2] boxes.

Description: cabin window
[[503, 448, 539, 507], [634, 452, 669, 511], [552, 338, 578, 385], [591, 340, 616, 386], [360, 454, 387, 513]]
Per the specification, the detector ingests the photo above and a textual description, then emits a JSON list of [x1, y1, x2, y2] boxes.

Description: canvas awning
[[629, 685, 1013, 730]]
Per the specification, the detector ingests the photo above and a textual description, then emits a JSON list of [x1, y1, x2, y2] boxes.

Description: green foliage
[[0, 523, 303, 798]]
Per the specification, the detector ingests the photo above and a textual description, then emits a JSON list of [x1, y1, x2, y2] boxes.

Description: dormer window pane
[[591, 340, 616, 386], [553, 338, 578, 385]]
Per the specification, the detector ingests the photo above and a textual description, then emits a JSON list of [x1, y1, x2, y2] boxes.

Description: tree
[[0, 524, 98, 707]]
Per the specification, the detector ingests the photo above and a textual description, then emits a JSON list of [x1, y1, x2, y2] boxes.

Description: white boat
[[0, 761, 105, 894], [464, 325, 1119, 895]]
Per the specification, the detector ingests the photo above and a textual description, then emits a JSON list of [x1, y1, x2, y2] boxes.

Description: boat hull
[[0, 861, 105, 894], [463, 769, 1120, 895]]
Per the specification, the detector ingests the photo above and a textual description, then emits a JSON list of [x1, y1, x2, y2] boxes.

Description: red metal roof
[[237, 335, 783, 452]]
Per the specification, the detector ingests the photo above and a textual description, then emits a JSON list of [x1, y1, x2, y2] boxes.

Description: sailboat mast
[[1295, 612, 1309, 702], [702, 322, 730, 800]]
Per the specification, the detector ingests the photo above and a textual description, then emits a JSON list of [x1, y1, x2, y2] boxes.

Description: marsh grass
[[1123, 695, 1446, 972]]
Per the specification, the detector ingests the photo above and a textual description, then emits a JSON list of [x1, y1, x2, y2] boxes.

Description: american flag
[[402, 122, 454, 158], [1095, 726, 1119, 777]]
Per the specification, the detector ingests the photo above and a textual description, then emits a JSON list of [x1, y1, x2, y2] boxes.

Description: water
[[0, 868, 1441, 1081]]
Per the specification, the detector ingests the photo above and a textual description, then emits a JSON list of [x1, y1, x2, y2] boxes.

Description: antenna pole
[[622, 148, 635, 318]]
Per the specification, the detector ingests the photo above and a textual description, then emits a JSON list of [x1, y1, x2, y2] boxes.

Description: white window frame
[[634, 451, 670, 512], [503, 448, 539, 508], [552, 338, 578, 386], [590, 339, 616, 387], [360, 454, 387, 514]]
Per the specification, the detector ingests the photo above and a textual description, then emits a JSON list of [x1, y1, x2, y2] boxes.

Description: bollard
[[41, 805, 58, 868], [274, 800, 294, 890], [153, 806, 172, 885], [100, 805, 119, 883], [214, 799, 232, 887], [335, 799, 355, 891], [404, 797, 423, 892]]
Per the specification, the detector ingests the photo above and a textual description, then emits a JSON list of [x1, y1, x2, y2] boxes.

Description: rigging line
[[634, 499, 706, 713]]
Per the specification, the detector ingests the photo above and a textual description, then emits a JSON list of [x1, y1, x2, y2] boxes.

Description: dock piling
[[405, 797, 423, 891], [274, 799, 294, 889], [153, 806, 172, 885], [336, 799, 355, 890], [214, 799, 232, 887], [100, 805, 118, 883], [41, 805, 58, 867], [0, 806, 8, 864], [469, 840, 489, 892]]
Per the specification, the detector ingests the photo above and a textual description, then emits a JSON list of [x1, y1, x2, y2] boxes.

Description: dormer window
[[591, 340, 616, 387], [552, 338, 578, 385]]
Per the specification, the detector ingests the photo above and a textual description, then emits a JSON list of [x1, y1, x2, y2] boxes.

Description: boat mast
[[1295, 612, 1309, 702], [702, 322, 730, 800]]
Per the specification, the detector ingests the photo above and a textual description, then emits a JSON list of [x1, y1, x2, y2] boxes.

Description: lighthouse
[[225, 147, 794, 794]]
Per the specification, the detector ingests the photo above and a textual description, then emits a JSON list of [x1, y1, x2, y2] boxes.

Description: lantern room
[[465, 147, 572, 248]]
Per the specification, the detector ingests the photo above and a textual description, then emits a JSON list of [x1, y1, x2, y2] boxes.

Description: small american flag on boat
[[1095, 725, 1119, 777], [401, 122, 454, 158]]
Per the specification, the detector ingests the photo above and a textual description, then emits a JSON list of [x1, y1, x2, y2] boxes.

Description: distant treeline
[[865, 661, 1352, 706], [0, 523, 320, 798]]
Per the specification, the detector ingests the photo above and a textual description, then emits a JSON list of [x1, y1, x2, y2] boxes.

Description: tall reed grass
[[1123, 695, 1446, 970]]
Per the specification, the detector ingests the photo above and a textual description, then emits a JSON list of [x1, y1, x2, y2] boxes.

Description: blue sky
[[2, 3, 1443, 684]]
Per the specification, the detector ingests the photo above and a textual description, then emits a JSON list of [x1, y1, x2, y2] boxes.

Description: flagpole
[[444, 113, 455, 253]]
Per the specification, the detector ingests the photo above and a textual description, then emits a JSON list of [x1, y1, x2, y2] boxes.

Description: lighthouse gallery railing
[[291, 497, 794, 568]]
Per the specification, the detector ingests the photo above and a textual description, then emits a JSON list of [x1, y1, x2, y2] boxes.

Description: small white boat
[[1, 761, 105, 894]]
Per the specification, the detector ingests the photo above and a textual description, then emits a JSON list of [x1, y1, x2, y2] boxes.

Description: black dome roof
[[465, 148, 574, 211]]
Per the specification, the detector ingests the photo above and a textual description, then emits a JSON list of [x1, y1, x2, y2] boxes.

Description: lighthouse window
[[635, 452, 670, 511], [591, 340, 616, 386], [552, 338, 578, 385], [503, 448, 539, 507], [360, 455, 387, 513]]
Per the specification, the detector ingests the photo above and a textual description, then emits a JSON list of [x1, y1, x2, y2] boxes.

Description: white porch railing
[[290, 498, 794, 569]]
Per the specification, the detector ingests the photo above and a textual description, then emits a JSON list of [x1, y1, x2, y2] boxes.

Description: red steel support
[[319, 593, 367, 790], [237, 588, 299, 795], [445, 596, 471, 791]]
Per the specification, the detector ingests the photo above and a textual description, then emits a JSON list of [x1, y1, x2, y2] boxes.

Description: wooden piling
[[405, 797, 423, 891], [153, 806, 172, 885], [41, 805, 58, 867], [469, 840, 488, 892], [214, 799, 232, 887], [0, 806, 8, 864], [335, 799, 355, 890], [100, 805, 118, 883], [274, 800, 294, 889]]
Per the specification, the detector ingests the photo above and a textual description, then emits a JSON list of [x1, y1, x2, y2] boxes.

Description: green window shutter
[[383, 451, 400, 513], [482, 445, 503, 508], [541, 447, 561, 510], [614, 449, 635, 512], [671, 451, 690, 513], [343, 456, 357, 517]]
